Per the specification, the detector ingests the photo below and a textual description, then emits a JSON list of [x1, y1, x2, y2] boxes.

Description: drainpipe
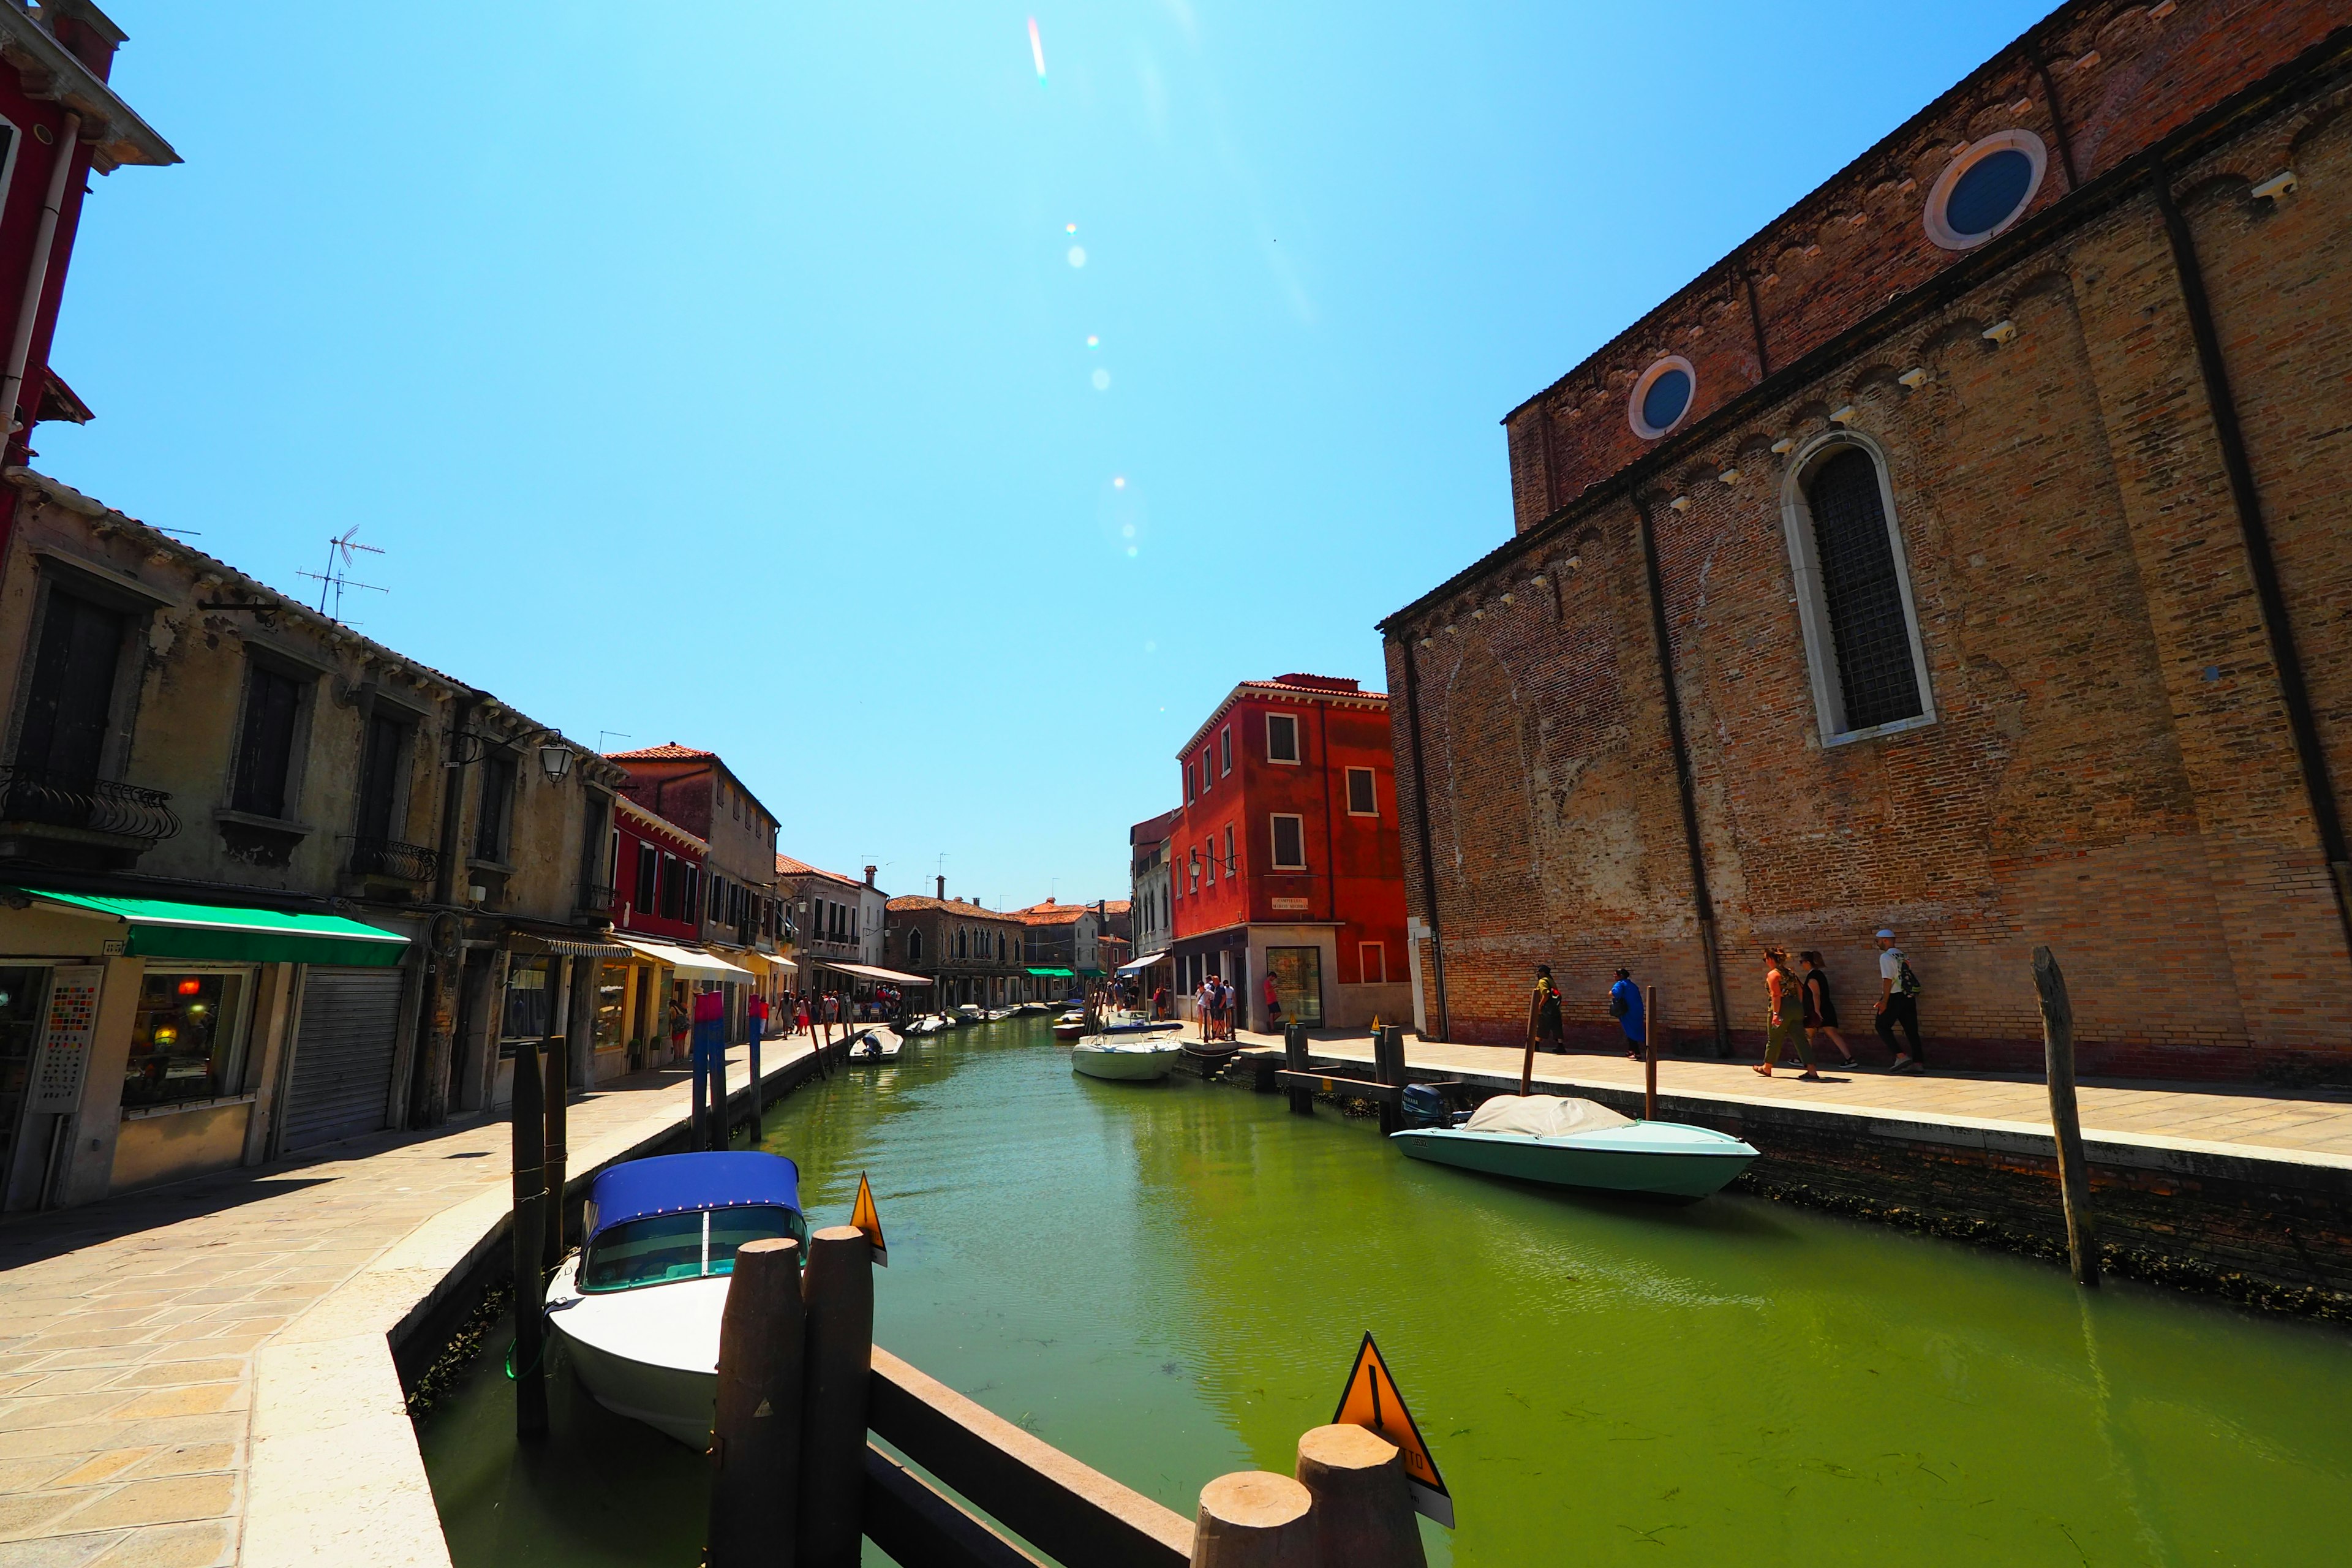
[[1396, 635, 1450, 1041], [1635, 500, 1733, 1056], [2152, 162, 2352, 952], [0, 112, 81, 451], [413, 693, 483, 1126], [1317, 701, 1338, 927]]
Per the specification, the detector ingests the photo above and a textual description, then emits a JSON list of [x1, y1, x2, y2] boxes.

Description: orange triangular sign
[[850, 1172, 888, 1267], [1332, 1332, 1452, 1528]]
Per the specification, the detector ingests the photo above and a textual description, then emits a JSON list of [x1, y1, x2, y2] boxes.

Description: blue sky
[[47, 1, 2048, 908]]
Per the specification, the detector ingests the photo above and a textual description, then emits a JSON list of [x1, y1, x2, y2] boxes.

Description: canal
[[418, 1019, 2352, 1565]]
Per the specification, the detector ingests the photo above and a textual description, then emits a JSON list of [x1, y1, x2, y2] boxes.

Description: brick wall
[[1387, 7, 2352, 1074]]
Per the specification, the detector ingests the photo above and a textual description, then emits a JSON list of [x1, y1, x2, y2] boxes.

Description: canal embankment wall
[[1232, 1046, 2352, 1321], [245, 1038, 837, 1568]]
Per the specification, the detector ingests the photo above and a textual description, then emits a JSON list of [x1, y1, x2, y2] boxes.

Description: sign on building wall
[[28, 966, 104, 1114]]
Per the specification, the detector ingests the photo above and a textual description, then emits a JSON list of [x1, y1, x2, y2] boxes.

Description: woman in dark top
[[1800, 951, 1859, 1066]]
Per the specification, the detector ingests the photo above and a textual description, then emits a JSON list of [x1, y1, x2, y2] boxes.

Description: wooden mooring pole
[[1285, 1023, 1313, 1117], [510, 1036, 548, 1440], [707, 1236, 805, 1567], [2032, 944, 2100, 1288], [1295, 1425, 1425, 1568], [541, 1030, 567, 1269], [1373, 1027, 1405, 1136], [1190, 1472, 1316, 1567], [797, 1224, 875, 1568], [1643, 985, 1659, 1123]]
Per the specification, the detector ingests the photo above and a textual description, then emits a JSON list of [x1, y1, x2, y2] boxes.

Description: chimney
[[865, 865, 876, 887], [937, 875, 946, 899], [39, 3, 124, 82]]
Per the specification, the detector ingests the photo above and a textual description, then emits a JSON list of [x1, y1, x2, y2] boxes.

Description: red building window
[[1270, 813, 1306, 869], [1267, 713, 1300, 764], [1346, 767, 1378, 816], [1360, 942, 1387, 984], [1219, 727, 1232, 776]]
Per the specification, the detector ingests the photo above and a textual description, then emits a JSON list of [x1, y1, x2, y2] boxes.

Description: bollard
[[1295, 1424, 1426, 1568], [2033, 946, 2100, 1288], [748, 1024, 763, 1144], [796, 1225, 875, 1568], [510, 1037, 548, 1440], [707, 1237, 805, 1568], [542, 1033, 568, 1269], [1373, 1027, 1404, 1136], [1285, 1023, 1313, 1117], [691, 1041, 710, 1150], [1643, 985, 1659, 1123], [1190, 1471, 1317, 1568]]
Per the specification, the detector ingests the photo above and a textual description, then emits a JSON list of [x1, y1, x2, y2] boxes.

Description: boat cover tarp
[[1463, 1095, 1635, 1139], [584, 1151, 802, 1242]]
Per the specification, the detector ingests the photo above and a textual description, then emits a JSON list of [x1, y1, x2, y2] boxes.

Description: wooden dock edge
[[869, 1345, 1195, 1568]]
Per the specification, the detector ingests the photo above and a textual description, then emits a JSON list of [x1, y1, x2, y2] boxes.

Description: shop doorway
[[1266, 946, 1323, 1027]]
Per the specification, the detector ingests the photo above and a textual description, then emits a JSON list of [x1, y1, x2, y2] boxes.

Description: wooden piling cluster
[[707, 1224, 878, 1568], [1190, 1424, 1427, 1568]]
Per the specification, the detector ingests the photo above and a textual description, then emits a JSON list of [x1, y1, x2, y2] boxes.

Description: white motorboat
[[1390, 1095, 1758, 1202], [543, 1152, 809, 1448], [955, 1003, 984, 1023], [1070, 1032, 1183, 1081], [847, 1033, 902, 1062]]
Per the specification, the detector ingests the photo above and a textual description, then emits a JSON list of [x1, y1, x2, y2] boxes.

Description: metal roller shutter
[[281, 968, 407, 1153]]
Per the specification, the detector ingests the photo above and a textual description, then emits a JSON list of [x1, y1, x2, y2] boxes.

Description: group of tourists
[[1526, 927, 1928, 1079], [1193, 973, 1238, 1042]]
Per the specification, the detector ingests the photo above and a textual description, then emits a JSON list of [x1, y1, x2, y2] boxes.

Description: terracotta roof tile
[[775, 852, 861, 886], [605, 742, 718, 761], [884, 895, 1017, 918]]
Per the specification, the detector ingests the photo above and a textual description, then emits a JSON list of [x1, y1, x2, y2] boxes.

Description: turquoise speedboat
[[1390, 1095, 1757, 1202]]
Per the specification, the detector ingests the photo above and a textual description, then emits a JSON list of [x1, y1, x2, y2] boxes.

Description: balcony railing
[[576, 881, 617, 913], [0, 767, 179, 845], [347, 835, 440, 882]]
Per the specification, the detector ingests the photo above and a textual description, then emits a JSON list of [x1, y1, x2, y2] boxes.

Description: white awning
[[1116, 951, 1170, 974], [614, 934, 755, 981], [812, 960, 934, 987]]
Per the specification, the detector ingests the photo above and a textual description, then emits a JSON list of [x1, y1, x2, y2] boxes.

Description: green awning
[[1025, 966, 1074, 978], [27, 889, 411, 967]]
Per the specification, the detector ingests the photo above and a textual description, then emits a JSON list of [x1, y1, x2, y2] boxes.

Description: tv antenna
[[598, 730, 633, 753], [297, 527, 386, 623]]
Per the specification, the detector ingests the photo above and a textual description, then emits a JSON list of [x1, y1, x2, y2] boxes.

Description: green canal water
[[418, 1019, 2352, 1566]]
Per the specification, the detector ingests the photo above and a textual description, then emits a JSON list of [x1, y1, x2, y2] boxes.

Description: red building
[[0, 5, 176, 566], [1167, 675, 1410, 1031], [611, 793, 705, 943]]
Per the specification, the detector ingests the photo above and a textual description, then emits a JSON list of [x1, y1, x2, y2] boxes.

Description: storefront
[[0, 889, 409, 1210], [611, 933, 755, 1076]]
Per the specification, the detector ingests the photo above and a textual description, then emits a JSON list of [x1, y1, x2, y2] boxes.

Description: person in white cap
[[1874, 928, 1924, 1072]]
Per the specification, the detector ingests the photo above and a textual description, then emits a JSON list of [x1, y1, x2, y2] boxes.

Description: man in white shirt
[[1874, 928, 1924, 1072]]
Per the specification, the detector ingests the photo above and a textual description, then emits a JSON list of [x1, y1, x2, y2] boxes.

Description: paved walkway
[[1223, 1027, 2352, 1165], [0, 1038, 813, 1568]]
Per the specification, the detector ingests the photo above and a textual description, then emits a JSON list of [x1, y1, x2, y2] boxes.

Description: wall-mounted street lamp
[[539, 743, 574, 784]]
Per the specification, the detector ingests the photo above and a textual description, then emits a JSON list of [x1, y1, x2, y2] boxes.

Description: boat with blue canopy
[[544, 1151, 808, 1447]]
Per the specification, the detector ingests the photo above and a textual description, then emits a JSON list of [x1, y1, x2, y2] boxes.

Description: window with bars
[[1801, 446, 1926, 736]]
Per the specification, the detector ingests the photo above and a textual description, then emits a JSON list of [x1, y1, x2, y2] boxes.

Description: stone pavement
[[1222, 1027, 2352, 1166], [0, 1038, 812, 1568]]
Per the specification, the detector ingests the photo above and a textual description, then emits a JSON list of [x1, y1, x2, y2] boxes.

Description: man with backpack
[[1874, 928, 1925, 1072]]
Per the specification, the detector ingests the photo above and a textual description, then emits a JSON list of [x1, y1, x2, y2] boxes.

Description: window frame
[[1779, 431, 1937, 748], [1923, 129, 2047, 251], [1268, 812, 1306, 870], [1359, 941, 1387, 985], [227, 654, 317, 824], [1344, 766, 1378, 818], [1628, 355, 1698, 440], [1218, 726, 1232, 777], [1265, 712, 1301, 766], [473, 750, 520, 864]]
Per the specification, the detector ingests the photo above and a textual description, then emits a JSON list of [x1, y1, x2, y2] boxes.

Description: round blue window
[[1640, 368, 1691, 433], [1943, 148, 2035, 239]]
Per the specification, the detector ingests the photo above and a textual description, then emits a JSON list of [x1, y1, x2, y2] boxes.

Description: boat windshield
[[579, 1204, 809, 1292]]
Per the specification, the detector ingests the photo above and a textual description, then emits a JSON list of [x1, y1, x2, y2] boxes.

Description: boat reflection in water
[[543, 1152, 810, 1447]]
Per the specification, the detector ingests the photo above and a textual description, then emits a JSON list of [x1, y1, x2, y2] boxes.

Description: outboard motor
[[1402, 1083, 1452, 1128]]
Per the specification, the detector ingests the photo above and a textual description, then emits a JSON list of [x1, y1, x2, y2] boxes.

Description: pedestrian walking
[[1528, 965, 1565, 1054], [1874, 929, 1926, 1072], [1608, 968, 1645, 1060], [1799, 951, 1858, 1066], [1753, 947, 1820, 1080], [1261, 970, 1283, 1034], [1210, 974, 1232, 1041], [1195, 974, 1215, 1042]]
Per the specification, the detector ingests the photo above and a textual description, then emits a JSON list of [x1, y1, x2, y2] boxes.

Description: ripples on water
[[419, 1019, 2352, 1566]]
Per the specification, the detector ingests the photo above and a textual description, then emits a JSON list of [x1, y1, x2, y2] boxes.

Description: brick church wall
[[1385, 0, 2352, 1076]]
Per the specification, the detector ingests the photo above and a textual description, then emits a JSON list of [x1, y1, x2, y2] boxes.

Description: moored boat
[[1069, 1032, 1183, 1081], [544, 1152, 809, 1447], [847, 1033, 902, 1062], [1390, 1095, 1757, 1202]]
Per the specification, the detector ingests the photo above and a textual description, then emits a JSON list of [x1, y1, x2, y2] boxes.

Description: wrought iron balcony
[[347, 835, 440, 882], [576, 881, 617, 914], [0, 766, 179, 846]]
